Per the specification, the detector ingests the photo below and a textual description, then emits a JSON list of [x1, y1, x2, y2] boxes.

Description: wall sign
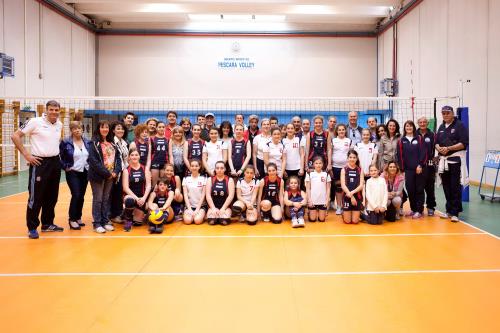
[[218, 57, 255, 69]]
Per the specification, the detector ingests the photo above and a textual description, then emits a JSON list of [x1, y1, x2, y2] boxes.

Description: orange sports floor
[[0, 185, 499, 333]]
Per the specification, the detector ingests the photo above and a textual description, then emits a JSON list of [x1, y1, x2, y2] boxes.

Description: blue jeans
[[90, 178, 113, 227], [65, 170, 88, 221]]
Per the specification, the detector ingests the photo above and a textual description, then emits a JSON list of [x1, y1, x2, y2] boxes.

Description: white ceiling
[[63, 0, 399, 32]]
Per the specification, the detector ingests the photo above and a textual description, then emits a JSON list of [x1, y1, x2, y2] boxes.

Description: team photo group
[[11, 100, 468, 239]]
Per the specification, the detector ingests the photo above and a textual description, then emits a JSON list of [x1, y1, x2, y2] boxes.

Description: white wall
[[377, 0, 500, 182], [0, 0, 95, 97], [98, 36, 377, 98]]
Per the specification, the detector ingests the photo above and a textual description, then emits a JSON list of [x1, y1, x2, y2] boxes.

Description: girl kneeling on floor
[[147, 177, 174, 233], [182, 160, 207, 225], [258, 163, 284, 223], [163, 164, 184, 221], [340, 149, 364, 224], [365, 165, 388, 225], [122, 149, 152, 231], [305, 156, 331, 222], [284, 176, 307, 228], [233, 165, 260, 225], [206, 161, 235, 225]]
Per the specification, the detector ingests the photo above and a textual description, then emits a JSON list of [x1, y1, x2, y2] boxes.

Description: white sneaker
[[298, 217, 305, 227], [263, 217, 270, 222], [451, 216, 459, 222], [94, 226, 106, 233], [395, 212, 401, 220], [291, 218, 300, 228], [104, 224, 115, 231], [336, 208, 343, 215], [412, 212, 422, 219], [439, 212, 450, 219]]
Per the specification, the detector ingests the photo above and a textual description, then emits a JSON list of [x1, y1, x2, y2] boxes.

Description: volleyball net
[[0, 96, 458, 175]]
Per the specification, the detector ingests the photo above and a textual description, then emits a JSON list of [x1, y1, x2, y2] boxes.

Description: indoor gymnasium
[[0, 0, 499, 332]]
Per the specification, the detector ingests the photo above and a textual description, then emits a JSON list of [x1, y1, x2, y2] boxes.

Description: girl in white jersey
[[252, 118, 271, 179], [327, 124, 351, 215], [202, 127, 228, 177], [354, 128, 378, 179], [182, 160, 207, 225], [232, 165, 260, 225], [282, 123, 305, 180], [263, 127, 285, 177], [306, 156, 331, 222]]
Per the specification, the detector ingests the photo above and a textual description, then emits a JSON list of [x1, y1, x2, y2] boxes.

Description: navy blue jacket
[[417, 128, 435, 165], [59, 136, 91, 170], [396, 136, 427, 172], [435, 118, 468, 162], [88, 140, 122, 182]]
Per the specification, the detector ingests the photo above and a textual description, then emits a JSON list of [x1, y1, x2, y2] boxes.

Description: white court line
[[435, 209, 500, 241], [0, 232, 486, 240], [1, 269, 499, 277]]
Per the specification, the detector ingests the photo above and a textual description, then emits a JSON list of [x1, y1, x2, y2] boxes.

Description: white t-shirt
[[263, 141, 284, 173], [253, 134, 271, 160], [71, 143, 89, 172], [305, 171, 331, 205], [236, 178, 260, 202], [282, 136, 305, 171], [332, 137, 352, 168], [20, 115, 62, 157], [182, 175, 207, 207], [203, 140, 227, 172], [354, 141, 377, 175]]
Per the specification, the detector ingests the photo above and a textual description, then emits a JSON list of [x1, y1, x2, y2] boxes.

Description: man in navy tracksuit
[[435, 106, 469, 222], [417, 117, 436, 216], [396, 120, 427, 218]]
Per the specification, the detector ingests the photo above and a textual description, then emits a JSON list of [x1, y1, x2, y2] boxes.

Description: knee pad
[[247, 220, 257, 226], [232, 205, 243, 216], [220, 218, 231, 226], [271, 218, 282, 224], [124, 197, 136, 209], [207, 218, 217, 225], [318, 218, 326, 222]]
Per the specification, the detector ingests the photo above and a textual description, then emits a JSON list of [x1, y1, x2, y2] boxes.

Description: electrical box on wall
[[0, 53, 15, 79], [380, 78, 398, 96]]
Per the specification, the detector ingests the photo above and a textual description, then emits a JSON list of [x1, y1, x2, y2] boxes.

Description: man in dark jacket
[[417, 116, 436, 216]]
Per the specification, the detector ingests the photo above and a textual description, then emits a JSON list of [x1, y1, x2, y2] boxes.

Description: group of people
[[11, 101, 469, 239]]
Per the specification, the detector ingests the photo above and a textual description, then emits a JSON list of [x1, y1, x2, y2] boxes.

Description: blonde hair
[[171, 126, 186, 144], [69, 121, 82, 131]]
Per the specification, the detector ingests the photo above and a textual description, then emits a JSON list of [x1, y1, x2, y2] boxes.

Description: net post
[[60, 107, 66, 139], [36, 104, 44, 117], [0, 99, 4, 176], [12, 101, 20, 175], [433, 98, 437, 132]]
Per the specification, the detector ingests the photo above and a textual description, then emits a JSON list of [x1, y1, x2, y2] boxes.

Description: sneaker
[[298, 217, 305, 227], [94, 226, 106, 233], [124, 220, 133, 232], [155, 224, 164, 234], [41, 224, 64, 232], [291, 218, 299, 228], [335, 208, 343, 215], [405, 211, 415, 217], [28, 230, 39, 239], [263, 217, 270, 222], [132, 221, 143, 226], [439, 212, 450, 219], [104, 224, 115, 232], [69, 220, 81, 230], [175, 215, 183, 222], [395, 212, 401, 221], [427, 209, 435, 216], [148, 225, 156, 234], [451, 216, 459, 223], [110, 216, 123, 224], [399, 208, 404, 215], [412, 212, 423, 219], [77, 219, 86, 226], [239, 215, 246, 223]]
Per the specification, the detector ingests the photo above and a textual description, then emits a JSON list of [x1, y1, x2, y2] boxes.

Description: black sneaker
[[41, 224, 64, 232], [28, 230, 39, 239], [155, 225, 164, 234]]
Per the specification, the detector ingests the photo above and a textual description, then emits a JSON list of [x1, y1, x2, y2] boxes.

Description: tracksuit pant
[[423, 165, 436, 210], [440, 161, 463, 216], [26, 156, 61, 231], [405, 170, 424, 214]]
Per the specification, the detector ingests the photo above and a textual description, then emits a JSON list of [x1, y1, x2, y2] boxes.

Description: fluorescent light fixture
[[189, 14, 286, 22], [290, 5, 334, 15], [139, 4, 184, 13]]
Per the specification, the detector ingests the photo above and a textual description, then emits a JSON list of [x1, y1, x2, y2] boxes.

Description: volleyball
[[148, 209, 166, 225]]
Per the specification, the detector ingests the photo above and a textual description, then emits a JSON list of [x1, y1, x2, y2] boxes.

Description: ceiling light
[[188, 14, 286, 22], [139, 4, 184, 13], [254, 15, 286, 22], [289, 5, 334, 15]]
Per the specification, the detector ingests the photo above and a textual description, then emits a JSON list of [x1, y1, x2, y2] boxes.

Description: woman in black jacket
[[59, 121, 91, 230], [396, 120, 427, 219], [88, 120, 122, 233]]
